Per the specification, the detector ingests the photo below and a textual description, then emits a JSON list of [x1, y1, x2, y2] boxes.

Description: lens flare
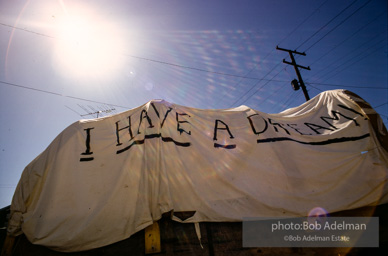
[[307, 207, 328, 229], [308, 207, 328, 218], [52, 4, 125, 82]]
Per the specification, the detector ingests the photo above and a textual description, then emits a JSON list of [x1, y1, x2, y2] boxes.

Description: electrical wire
[[240, 66, 287, 106], [373, 102, 388, 109], [276, 90, 300, 112], [0, 80, 132, 109], [227, 0, 330, 108], [308, 10, 386, 67], [322, 41, 387, 81], [256, 81, 288, 107], [254, 0, 355, 107], [307, 83, 324, 92], [296, 0, 359, 51], [304, 0, 372, 52], [2, 16, 384, 96], [1, 6, 386, 112], [124, 54, 289, 82], [216, 31, 278, 107], [310, 36, 386, 81], [278, 0, 330, 47], [0, 22, 55, 39], [284, 90, 305, 110], [305, 82, 387, 90], [228, 62, 282, 107], [0, 22, 288, 83]]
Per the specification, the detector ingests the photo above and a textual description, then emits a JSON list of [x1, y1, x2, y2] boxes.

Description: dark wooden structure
[[1, 204, 388, 256]]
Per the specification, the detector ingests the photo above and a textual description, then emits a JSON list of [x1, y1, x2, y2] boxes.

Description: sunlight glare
[[52, 6, 125, 82]]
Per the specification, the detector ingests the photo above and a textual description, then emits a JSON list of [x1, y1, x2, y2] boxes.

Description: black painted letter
[[213, 119, 236, 149], [247, 114, 268, 136], [80, 127, 94, 162], [176, 113, 191, 135], [116, 116, 134, 146], [137, 110, 154, 134]]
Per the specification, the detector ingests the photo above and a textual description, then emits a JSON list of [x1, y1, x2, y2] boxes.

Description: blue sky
[[0, 0, 387, 208]]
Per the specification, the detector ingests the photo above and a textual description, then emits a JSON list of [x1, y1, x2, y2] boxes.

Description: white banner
[[8, 90, 388, 252]]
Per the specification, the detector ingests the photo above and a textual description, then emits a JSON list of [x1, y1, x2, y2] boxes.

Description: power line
[[3, 15, 383, 93], [296, 0, 359, 50], [304, 0, 372, 52], [303, 0, 383, 84], [1, 10, 386, 113], [228, 0, 329, 108], [226, 0, 328, 101], [0, 22, 55, 39], [305, 82, 387, 90], [277, 90, 301, 112], [310, 36, 386, 81], [230, 44, 387, 108], [307, 83, 324, 93], [243, 1, 373, 108], [3, 18, 384, 108], [284, 90, 305, 109], [322, 41, 387, 81], [217, 30, 278, 107], [238, 64, 287, 106], [228, 62, 282, 107], [256, 81, 287, 107], [308, 10, 387, 67], [124, 54, 288, 82], [278, 0, 330, 46], [4, 76, 384, 115], [0, 22, 289, 83], [0, 80, 132, 109], [379, 113, 388, 119], [373, 102, 388, 109], [6, 76, 385, 116]]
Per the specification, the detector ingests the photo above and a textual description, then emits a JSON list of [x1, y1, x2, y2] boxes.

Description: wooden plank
[[1, 235, 15, 256], [145, 222, 161, 254]]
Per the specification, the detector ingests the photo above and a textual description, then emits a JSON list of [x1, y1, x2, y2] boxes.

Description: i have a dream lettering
[[80, 102, 369, 162]]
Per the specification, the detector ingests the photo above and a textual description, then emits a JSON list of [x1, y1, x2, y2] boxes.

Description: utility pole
[[276, 46, 311, 101]]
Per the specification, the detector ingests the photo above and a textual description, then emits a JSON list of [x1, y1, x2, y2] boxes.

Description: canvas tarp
[[7, 89, 388, 252]]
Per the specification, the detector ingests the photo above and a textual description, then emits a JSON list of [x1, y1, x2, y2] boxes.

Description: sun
[[52, 5, 125, 82]]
